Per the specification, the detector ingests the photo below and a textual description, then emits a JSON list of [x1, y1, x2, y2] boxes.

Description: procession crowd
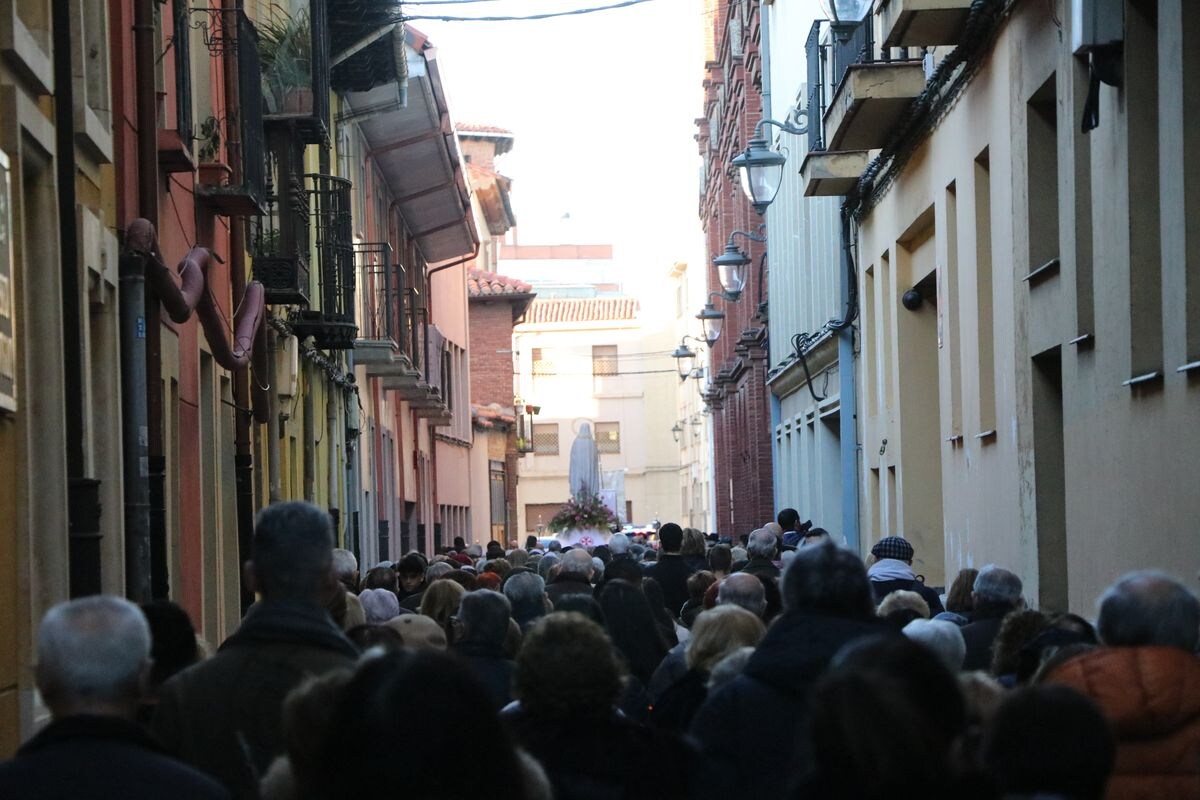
[[1, 500, 1197, 799]]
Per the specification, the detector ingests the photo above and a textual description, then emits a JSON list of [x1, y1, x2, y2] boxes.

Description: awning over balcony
[[342, 27, 479, 264]]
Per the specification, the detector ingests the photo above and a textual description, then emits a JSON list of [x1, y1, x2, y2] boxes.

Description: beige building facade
[[816, 0, 1200, 609], [513, 297, 680, 534]]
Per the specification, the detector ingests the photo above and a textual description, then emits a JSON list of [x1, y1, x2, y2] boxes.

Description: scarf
[[868, 558, 915, 583]]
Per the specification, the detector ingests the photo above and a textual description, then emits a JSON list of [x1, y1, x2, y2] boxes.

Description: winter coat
[[959, 605, 1012, 671], [741, 557, 781, 581], [545, 572, 595, 607], [644, 555, 695, 620], [648, 668, 709, 733], [505, 708, 695, 800], [688, 611, 889, 800], [153, 600, 358, 799], [454, 638, 516, 710], [0, 715, 229, 799], [1046, 646, 1200, 800]]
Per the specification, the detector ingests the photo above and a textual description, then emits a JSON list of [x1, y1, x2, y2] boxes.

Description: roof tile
[[468, 268, 533, 298], [523, 297, 639, 324]]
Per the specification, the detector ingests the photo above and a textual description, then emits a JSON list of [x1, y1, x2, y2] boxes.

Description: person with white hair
[[1043, 571, 1200, 797], [742, 529, 780, 580], [546, 548, 595, 606], [608, 532, 632, 557], [960, 564, 1023, 670], [903, 618, 967, 671], [331, 548, 358, 593], [0, 597, 229, 798]]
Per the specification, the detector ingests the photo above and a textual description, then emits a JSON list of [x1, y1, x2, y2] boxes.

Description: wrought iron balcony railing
[[291, 172, 357, 349]]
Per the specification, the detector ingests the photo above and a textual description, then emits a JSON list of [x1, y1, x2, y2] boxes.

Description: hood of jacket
[[1047, 646, 1200, 739], [742, 611, 886, 696]]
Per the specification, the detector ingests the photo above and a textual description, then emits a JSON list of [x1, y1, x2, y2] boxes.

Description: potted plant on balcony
[[195, 117, 232, 187], [258, 8, 312, 116]]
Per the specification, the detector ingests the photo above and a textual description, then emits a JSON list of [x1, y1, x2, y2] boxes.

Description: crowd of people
[[0, 500, 1197, 799]]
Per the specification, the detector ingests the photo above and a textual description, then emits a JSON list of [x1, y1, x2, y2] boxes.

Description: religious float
[[548, 422, 617, 547]]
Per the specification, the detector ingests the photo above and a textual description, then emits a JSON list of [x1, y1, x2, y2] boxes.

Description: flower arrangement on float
[[548, 492, 617, 547]]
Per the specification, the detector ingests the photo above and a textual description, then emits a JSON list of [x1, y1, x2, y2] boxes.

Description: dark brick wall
[[697, 1, 774, 538]]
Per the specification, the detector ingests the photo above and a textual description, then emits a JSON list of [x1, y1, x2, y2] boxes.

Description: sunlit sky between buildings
[[418, 0, 709, 301]]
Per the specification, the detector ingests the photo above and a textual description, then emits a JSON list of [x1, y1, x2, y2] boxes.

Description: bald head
[[1098, 570, 1199, 650], [718, 573, 767, 618]]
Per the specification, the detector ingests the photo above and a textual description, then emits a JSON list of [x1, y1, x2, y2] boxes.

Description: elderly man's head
[[973, 565, 1024, 609], [782, 542, 875, 620], [1097, 570, 1199, 651], [504, 571, 548, 621], [561, 548, 595, 578], [332, 548, 359, 592], [252, 501, 336, 602], [717, 573, 767, 618], [747, 529, 778, 560], [36, 596, 152, 718], [458, 589, 512, 646], [608, 533, 631, 555]]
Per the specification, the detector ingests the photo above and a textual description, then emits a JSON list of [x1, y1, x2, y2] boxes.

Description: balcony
[[251, 138, 309, 305], [259, 0, 331, 145], [804, 17, 925, 156], [195, 9, 268, 216], [876, 0, 973, 48], [800, 149, 871, 196], [354, 242, 416, 375], [289, 173, 358, 349]]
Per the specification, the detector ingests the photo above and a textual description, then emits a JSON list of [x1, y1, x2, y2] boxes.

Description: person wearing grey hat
[[867, 536, 945, 617]]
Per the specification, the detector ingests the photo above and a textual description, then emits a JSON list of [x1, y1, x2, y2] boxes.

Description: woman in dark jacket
[[505, 613, 694, 800], [598, 580, 670, 722]]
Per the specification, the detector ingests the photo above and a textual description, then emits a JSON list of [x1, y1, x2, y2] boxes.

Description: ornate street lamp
[[830, 0, 873, 40], [671, 342, 697, 381], [731, 119, 807, 214], [714, 228, 767, 301], [671, 422, 683, 443], [696, 297, 726, 347]]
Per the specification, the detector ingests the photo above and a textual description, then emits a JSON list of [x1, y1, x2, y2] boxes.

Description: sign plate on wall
[[0, 149, 16, 414]]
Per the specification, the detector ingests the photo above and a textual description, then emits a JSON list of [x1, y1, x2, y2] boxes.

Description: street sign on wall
[[0, 149, 15, 414]]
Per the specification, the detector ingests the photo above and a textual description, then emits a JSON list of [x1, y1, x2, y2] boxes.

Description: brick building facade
[[697, 0, 774, 536]]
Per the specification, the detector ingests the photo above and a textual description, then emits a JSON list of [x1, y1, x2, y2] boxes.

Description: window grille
[[596, 422, 620, 454], [532, 423, 559, 455]]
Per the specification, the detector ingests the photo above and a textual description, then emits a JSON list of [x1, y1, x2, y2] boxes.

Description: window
[[532, 423, 559, 455], [532, 347, 553, 377], [592, 344, 617, 393], [595, 421, 620, 454]]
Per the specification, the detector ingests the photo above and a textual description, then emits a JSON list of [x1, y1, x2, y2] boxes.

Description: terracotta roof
[[523, 297, 639, 324], [468, 268, 533, 298], [456, 123, 514, 136], [472, 403, 515, 430], [466, 162, 499, 183]]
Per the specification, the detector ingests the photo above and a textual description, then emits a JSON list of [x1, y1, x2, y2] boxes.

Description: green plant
[[547, 492, 618, 533], [196, 117, 221, 163], [257, 7, 312, 114]]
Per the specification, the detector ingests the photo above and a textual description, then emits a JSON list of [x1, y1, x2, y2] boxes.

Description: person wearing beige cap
[[383, 614, 447, 651]]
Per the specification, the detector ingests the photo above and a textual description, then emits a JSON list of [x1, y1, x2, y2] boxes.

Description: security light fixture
[[696, 297, 726, 347], [714, 228, 767, 301]]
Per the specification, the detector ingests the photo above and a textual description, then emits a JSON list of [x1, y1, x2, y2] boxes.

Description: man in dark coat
[[153, 502, 358, 799], [867, 536, 946, 616], [644, 523, 693, 618], [546, 548, 596, 606], [0, 596, 228, 799], [689, 542, 888, 800], [741, 528, 781, 580], [960, 564, 1023, 670], [452, 589, 517, 710]]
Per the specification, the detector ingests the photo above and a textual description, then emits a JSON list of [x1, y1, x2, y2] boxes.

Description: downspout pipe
[[127, 0, 159, 602], [54, 0, 102, 597], [838, 208, 860, 553]]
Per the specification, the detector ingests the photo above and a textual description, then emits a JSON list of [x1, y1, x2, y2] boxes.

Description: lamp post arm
[[755, 117, 808, 140], [728, 226, 768, 246]]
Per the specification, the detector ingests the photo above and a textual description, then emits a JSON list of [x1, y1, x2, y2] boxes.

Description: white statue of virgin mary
[[568, 422, 601, 500]]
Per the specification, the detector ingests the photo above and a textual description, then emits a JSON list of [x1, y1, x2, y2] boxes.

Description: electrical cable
[[398, 0, 663, 22]]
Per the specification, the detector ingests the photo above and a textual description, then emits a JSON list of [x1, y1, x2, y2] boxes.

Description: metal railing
[[307, 171, 355, 323], [355, 242, 399, 344], [234, 10, 266, 210]]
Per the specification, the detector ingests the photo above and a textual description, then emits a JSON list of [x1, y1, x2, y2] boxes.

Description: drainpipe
[[303, 361, 315, 503], [267, 328, 282, 503], [53, 0, 102, 596], [327, 380, 338, 539], [125, 0, 161, 601], [224, 0, 256, 610], [838, 209, 861, 553]]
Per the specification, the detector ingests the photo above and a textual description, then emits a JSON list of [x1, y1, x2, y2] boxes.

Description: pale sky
[[416, 0, 709, 299]]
